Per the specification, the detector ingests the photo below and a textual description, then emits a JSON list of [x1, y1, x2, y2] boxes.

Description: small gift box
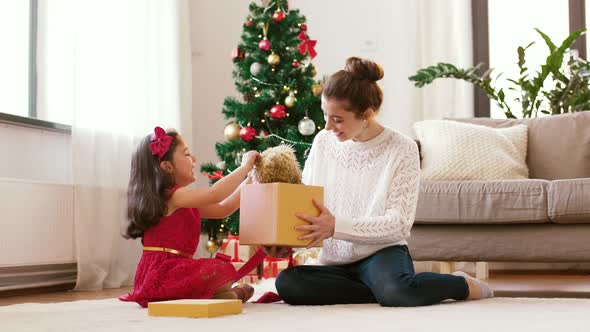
[[231, 261, 260, 284], [220, 235, 257, 262], [148, 299, 242, 318], [263, 257, 290, 279]]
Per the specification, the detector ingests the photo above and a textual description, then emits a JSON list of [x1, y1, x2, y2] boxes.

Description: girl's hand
[[295, 199, 335, 248], [261, 246, 293, 258], [241, 151, 261, 170]]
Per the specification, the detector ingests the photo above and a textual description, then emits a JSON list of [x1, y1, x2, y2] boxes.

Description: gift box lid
[[148, 299, 242, 318]]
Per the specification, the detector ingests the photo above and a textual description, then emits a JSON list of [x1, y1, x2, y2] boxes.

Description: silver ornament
[[250, 62, 263, 76], [298, 116, 316, 136], [216, 161, 226, 170]]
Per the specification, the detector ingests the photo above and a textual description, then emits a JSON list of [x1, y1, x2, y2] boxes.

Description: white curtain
[[38, 0, 193, 290], [416, 0, 474, 120]]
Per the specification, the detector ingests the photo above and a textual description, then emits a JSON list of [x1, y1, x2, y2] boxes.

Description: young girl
[[120, 126, 260, 307]]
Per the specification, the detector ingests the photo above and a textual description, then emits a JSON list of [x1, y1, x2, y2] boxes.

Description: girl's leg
[[275, 265, 376, 305], [355, 245, 470, 307]]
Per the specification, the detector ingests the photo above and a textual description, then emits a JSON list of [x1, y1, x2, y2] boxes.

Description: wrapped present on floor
[[220, 234, 257, 262], [148, 299, 242, 318], [292, 248, 321, 265], [263, 256, 291, 279], [231, 261, 260, 284], [239, 183, 324, 247]]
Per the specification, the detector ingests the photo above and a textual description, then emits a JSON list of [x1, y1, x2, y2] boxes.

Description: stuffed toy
[[253, 144, 302, 184]]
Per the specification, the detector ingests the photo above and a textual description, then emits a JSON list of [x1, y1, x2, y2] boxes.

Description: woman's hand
[[241, 150, 260, 170], [261, 246, 293, 258], [295, 199, 335, 248]]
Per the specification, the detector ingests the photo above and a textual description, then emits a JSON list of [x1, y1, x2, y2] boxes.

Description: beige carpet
[[2, 279, 589, 332]]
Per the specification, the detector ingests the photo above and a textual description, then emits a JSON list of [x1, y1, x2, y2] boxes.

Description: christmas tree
[[200, 0, 325, 243]]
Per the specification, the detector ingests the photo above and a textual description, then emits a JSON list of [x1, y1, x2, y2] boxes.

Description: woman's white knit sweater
[[302, 127, 421, 265]]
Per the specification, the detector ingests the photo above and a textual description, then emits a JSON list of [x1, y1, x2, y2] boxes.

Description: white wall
[[0, 123, 71, 184], [189, 0, 423, 187]]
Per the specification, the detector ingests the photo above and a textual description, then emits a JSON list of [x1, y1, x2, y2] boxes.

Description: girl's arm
[[199, 174, 252, 219], [170, 151, 259, 209]]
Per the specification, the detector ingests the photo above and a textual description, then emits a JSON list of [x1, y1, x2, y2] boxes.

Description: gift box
[[231, 261, 260, 284], [239, 183, 324, 247], [220, 235, 257, 262], [292, 248, 321, 265], [263, 257, 290, 278], [148, 299, 242, 318]]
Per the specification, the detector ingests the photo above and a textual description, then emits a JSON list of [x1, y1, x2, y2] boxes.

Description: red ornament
[[259, 129, 269, 138], [292, 60, 300, 68], [245, 19, 253, 27], [272, 10, 286, 22], [231, 47, 245, 60], [240, 126, 256, 142], [258, 39, 271, 51], [270, 104, 287, 119], [300, 24, 307, 31]]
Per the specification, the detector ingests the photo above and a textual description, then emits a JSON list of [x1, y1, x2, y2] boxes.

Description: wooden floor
[[1, 273, 589, 306]]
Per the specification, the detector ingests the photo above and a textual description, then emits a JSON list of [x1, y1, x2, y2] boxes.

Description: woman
[[268, 57, 493, 306]]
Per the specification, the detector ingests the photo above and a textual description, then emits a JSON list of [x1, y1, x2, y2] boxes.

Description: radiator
[[0, 178, 76, 290]]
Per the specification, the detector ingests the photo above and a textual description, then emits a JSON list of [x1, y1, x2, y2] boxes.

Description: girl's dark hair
[[322, 57, 384, 118], [123, 129, 179, 239]]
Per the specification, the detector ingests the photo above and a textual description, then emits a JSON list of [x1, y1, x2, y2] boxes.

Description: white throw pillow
[[413, 120, 529, 180]]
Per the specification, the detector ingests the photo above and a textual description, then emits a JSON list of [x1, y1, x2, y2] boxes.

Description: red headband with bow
[[150, 126, 173, 161]]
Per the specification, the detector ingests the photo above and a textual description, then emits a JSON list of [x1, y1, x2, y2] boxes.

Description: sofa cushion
[[413, 120, 529, 180], [548, 178, 590, 224], [415, 179, 550, 224], [450, 112, 590, 180]]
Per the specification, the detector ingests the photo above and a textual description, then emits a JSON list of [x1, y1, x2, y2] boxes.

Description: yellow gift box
[[148, 299, 242, 318], [239, 183, 324, 247]]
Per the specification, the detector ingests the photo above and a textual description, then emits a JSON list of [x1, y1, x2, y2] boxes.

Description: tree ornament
[[231, 47, 245, 60], [240, 125, 257, 142], [216, 161, 226, 170], [292, 60, 300, 68], [272, 9, 286, 22], [267, 52, 281, 66], [258, 23, 271, 51], [206, 239, 219, 253], [224, 123, 241, 140], [259, 129, 269, 138], [250, 62, 263, 76], [259, 38, 271, 51], [300, 24, 307, 31], [298, 116, 316, 136], [270, 104, 287, 119], [311, 83, 322, 96], [284, 93, 297, 108], [245, 19, 253, 27]]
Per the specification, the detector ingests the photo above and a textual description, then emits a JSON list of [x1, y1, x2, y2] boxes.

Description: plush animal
[[253, 145, 302, 184]]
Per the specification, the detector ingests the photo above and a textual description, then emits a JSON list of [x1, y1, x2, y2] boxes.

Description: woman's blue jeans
[[276, 245, 469, 306]]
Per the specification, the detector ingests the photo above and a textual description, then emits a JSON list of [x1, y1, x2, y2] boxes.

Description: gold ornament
[[206, 239, 219, 253], [224, 123, 241, 140], [311, 84, 322, 96], [267, 52, 281, 66], [285, 93, 297, 108], [309, 65, 317, 77]]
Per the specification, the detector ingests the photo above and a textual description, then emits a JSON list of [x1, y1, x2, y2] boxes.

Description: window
[[472, 0, 586, 118], [0, 1, 30, 118], [0, 0, 71, 131]]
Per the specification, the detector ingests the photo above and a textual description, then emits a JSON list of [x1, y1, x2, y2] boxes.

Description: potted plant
[[409, 28, 590, 118]]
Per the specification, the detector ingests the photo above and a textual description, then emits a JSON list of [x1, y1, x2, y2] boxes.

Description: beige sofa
[[407, 112, 590, 277]]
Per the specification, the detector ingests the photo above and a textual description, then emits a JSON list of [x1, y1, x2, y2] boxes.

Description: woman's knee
[[375, 283, 424, 307], [275, 267, 306, 305]]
